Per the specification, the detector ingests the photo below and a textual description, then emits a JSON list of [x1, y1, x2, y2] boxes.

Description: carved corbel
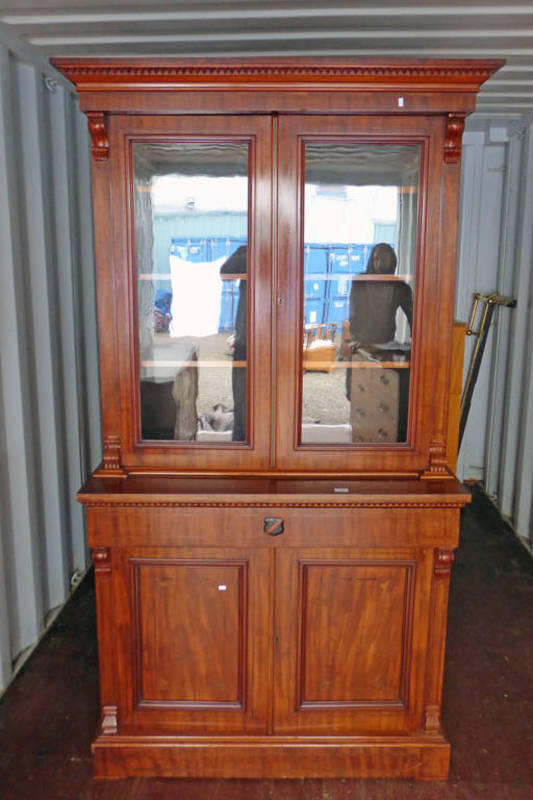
[[87, 112, 109, 161], [444, 114, 466, 164], [91, 547, 111, 574], [421, 437, 450, 479], [424, 704, 442, 734], [93, 434, 127, 478], [434, 548, 455, 578], [100, 705, 118, 735]]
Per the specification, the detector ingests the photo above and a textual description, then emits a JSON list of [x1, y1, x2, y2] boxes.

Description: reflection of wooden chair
[[303, 323, 338, 373]]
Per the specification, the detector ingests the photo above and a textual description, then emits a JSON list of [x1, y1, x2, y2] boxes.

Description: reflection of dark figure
[[346, 243, 413, 440], [220, 245, 247, 441]]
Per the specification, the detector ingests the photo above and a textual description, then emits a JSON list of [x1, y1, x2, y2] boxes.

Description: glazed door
[[273, 546, 433, 735], [113, 546, 271, 735], [275, 114, 450, 474], [106, 114, 273, 472]]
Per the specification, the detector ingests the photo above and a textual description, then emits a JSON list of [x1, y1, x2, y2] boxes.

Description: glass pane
[[134, 142, 249, 443], [300, 144, 419, 445]]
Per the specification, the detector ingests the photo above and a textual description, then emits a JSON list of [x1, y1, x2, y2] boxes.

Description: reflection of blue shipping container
[[305, 277, 326, 301], [304, 244, 327, 275], [304, 298, 325, 326], [155, 237, 393, 333], [328, 299, 351, 325], [219, 279, 240, 332], [329, 248, 351, 273]]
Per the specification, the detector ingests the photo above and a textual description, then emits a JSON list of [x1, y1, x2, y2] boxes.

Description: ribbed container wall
[[457, 123, 533, 552], [0, 46, 100, 693]]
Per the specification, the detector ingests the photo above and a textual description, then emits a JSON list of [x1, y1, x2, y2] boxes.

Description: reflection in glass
[[301, 144, 419, 445], [133, 142, 249, 442]]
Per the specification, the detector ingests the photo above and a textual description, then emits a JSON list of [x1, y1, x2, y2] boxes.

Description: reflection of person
[[220, 245, 247, 441], [346, 243, 413, 440], [349, 243, 412, 345]]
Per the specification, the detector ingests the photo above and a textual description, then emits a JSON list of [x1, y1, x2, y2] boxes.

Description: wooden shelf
[[139, 273, 410, 282], [141, 360, 246, 368], [315, 361, 410, 369], [138, 273, 246, 281]]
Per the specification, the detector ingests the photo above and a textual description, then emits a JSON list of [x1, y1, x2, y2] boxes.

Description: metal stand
[[459, 292, 516, 449]]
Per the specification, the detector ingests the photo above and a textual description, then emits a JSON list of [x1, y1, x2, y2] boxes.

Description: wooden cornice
[[51, 57, 504, 95]]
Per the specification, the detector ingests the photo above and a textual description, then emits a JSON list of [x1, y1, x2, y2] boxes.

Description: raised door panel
[[137, 562, 244, 704], [274, 547, 433, 735], [113, 546, 271, 734]]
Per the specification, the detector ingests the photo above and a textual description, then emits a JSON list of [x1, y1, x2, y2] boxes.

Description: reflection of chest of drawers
[[350, 361, 400, 442]]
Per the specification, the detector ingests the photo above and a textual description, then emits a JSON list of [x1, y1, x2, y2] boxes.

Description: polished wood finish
[[52, 57, 500, 779], [446, 322, 466, 472]]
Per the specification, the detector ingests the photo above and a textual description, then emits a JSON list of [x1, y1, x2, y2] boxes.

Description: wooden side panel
[[274, 547, 432, 735]]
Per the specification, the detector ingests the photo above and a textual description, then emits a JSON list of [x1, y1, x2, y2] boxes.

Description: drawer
[[87, 504, 460, 550]]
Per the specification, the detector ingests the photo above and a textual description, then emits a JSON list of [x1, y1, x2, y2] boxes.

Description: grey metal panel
[[0, 43, 98, 693], [456, 122, 533, 549], [463, 143, 507, 481], [0, 513, 13, 689], [0, 46, 45, 662], [515, 305, 533, 543], [15, 59, 69, 610], [48, 81, 85, 577], [485, 129, 523, 497], [511, 124, 533, 545], [500, 123, 533, 527], [73, 103, 101, 476], [455, 132, 486, 481]]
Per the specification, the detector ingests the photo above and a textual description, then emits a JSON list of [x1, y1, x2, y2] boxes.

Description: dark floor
[[0, 486, 531, 799]]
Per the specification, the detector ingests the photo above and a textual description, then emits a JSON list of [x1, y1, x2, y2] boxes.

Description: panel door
[[104, 114, 273, 472], [275, 114, 453, 474], [273, 547, 433, 735], [113, 546, 271, 735]]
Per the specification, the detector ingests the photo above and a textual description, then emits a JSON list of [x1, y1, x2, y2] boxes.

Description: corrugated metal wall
[[0, 45, 100, 693], [457, 122, 533, 552], [0, 47, 531, 696]]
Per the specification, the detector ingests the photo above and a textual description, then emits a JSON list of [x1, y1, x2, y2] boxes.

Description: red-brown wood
[[112, 546, 272, 736], [91, 736, 451, 780], [51, 56, 501, 779], [108, 114, 273, 473], [273, 547, 432, 736]]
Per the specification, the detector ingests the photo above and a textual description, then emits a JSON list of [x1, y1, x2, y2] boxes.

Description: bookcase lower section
[[92, 734, 451, 780], [83, 479, 470, 781]]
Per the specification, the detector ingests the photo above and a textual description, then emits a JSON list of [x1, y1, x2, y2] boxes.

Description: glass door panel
[[276, 115, 438, 473], [301, 144, 419, 446], [133, 141, 250, 444]]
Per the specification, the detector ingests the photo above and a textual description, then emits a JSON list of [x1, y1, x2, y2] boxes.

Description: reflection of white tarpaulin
[[169, 255, 225, 338]]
